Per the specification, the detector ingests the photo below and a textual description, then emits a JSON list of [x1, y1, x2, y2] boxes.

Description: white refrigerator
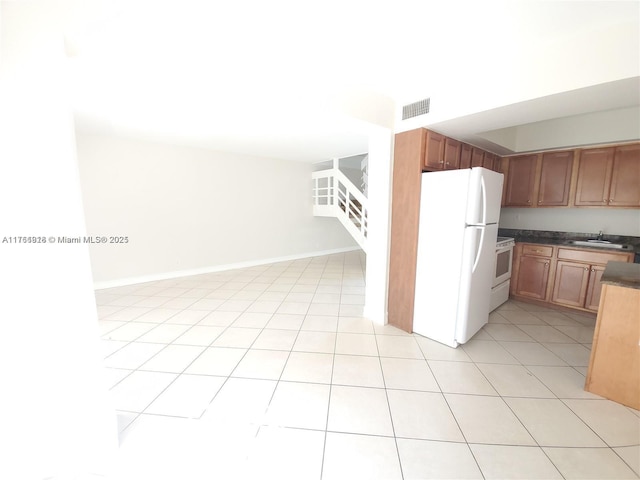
[[413, 167, 504, 348]]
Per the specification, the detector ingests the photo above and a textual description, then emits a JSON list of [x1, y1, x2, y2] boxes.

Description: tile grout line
[[372, 326, 406, 480], [320, 254, 350, 480]]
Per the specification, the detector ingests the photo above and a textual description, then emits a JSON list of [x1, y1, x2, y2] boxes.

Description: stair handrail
[[312, 166, 367, 251], [334, 169, 367, 210]]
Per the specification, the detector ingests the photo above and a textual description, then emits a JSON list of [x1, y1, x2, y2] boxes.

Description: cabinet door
[[609, 144, 640, 207], [483, 152, 496, 170], [515, 255, 550, 300], [459, 143, 472, 169], [504, 155, 538, 206], [443, 137, 461, 170], [537, 151, 574, 206], [551, 260, 590, 308], [493, 156, 503, 173], [471, 148, 484, 167], [424, 131, 445, 170], [574, 148, 614, 206], [585, 265, 605, 311]]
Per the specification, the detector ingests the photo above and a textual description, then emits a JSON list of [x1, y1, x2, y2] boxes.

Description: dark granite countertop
[[601, 262, 640, 290], [498, 229, 640, 255]]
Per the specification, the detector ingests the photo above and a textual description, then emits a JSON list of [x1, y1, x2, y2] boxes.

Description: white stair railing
[[312, 167, 367, 251], [361, 154, 369, 197]]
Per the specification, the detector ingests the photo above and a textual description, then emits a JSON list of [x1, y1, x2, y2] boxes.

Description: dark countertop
[[601, 262, 640, 290], [499, 229, 640, 255]]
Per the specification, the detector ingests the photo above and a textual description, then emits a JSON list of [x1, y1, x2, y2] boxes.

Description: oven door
[[493, 245, 513, 287]]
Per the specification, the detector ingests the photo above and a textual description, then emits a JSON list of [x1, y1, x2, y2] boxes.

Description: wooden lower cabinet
[[551, 248, 634, 311], [551, 260, 591, 308], [512, 244, 552, 300], [512, 243, 633, 313], [585, 280, 640, 409], [584, 265, 605, 311]]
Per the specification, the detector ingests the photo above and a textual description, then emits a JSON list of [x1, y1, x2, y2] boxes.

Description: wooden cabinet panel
[[574, 148, 614, 206], [557, 248, 632, 265], [538, 151, 573, 206], [424, 130, 445, 171], [522, 244, 553, 257], [471, 148, 484, 167], [483, 152, 496, 170], [459, 143, 472, 169], [586, 283, 640, 409], [493, 156, 502, 173], [513, 243, 633, 313], [585, 265, 605, 311], [505, 155, 538, 206], [388, 129, 425, 333], [551, 260, 590, 308], [443, 137, 461, 170], [551, 248, 631, 310], [515, 255, 550, 300], [609, 144, 640, 207]]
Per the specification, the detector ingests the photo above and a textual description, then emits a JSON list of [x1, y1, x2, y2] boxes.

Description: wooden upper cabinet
[[609, 144, 640, 207], [483, 152, 496, 170], [423, 130, 445, 171], [574, 148, 614, 206], [443, 137, 461, 170], [504, 154, 538, 206], [493, 156, 503, 173], [537, 151, 573, 206], [459, 143, 472, 169], [471, 148, 484, 167]]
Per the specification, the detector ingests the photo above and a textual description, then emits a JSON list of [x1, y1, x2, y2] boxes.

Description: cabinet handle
[[544, 262, 549, 266], [591, 269, 595, 272], [584, 267, 589, 271]]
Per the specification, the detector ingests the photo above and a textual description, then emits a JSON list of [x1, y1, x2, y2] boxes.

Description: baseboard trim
[[93, 246, 362, 290]]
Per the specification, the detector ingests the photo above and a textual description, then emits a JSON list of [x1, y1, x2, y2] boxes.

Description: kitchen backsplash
[[498, 228, 640, 249], [498, 208, 640, 237]]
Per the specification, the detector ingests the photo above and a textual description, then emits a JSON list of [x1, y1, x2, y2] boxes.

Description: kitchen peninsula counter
[[585, 261, 640, 409], [600, 261, 640, 289]]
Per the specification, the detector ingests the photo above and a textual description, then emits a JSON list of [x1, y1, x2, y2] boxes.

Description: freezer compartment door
[[466, 168, 504, 225], [456, 223, 499, 344]]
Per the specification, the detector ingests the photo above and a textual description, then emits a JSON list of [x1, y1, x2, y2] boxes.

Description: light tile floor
[[96, 251, 640, 479]]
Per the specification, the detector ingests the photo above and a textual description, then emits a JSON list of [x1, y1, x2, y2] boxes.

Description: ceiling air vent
[[402, 98, 430, 120]]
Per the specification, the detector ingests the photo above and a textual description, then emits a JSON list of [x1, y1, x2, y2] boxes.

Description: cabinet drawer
[[557, 247, 632, 265], [522, 244, 553, 257]]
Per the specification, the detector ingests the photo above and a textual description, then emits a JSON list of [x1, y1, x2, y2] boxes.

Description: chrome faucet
[[596, 230, 604, 241]]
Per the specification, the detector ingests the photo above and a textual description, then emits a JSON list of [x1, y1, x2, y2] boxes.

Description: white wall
[[363, 127, 394, 325], [76, 133, 357, 286], [0, 2, 117, 479], [512, 107, 640, 152], [479, 106, 640, 153], [500, 208, 640, 237], [398, 10, 639, 131]]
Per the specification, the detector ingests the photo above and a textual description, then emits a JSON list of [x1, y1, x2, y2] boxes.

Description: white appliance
[[413, 167, 504, 348], [490, 237, 515, 312]]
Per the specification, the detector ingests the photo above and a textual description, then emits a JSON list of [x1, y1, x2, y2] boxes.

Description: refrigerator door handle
[[480, 175, 487, 225], [471, 226, 485, 274]]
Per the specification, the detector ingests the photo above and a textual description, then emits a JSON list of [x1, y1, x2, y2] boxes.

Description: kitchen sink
[[565, 239, 633, 250]]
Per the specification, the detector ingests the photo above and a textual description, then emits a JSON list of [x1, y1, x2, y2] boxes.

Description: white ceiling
[[64, 0, 640, 161]]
